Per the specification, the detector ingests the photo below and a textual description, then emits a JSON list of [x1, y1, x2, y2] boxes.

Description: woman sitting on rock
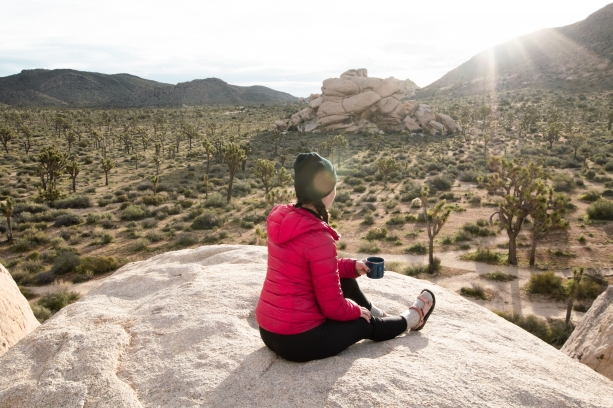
[[255, 152, 435, 362]]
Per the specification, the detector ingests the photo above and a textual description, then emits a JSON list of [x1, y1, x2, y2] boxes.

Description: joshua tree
[[223, 142, 246, 203], [100, 157, 116, 186], [252, 159, 277, 196], [202, 138, 214, 176], [19, 125, 33, 154], [518, 106, 539, 138], [65, 160, 81, 193], [578, 144, 591, 169], [567, 133, 587, 160], [132, 153, 140, 170], [65, 130, 77, 152], [479, 157, 549, 265], [151, 175, 159, 196], [565, 268, 584, 326], [544, 121, 564, 149], [608, 111, 613, 131], [0, 127, 14, 154], [153, 155, 162, 175], [377, 157, 400, 187], [181, 123, 199, 151], [528, 189, 569, 266], [37, 146, 68, 194], [331, 134, 349, 168], [0, 197, 14, 242], [270, 130, 284, 156], [418, 186, 451, 273]]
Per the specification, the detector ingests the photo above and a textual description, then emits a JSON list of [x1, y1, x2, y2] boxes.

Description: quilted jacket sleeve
[[305, 232, 362, 321], [338, 258, 358, 279]]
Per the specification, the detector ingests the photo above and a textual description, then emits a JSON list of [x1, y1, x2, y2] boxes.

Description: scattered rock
[[1, 245, 613, 407], [0, 264, 39, 357], [562, 285, 613, 381], [273, 69, 459, 135]]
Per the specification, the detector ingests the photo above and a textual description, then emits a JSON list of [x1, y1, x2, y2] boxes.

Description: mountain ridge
[[0, 69, 298, 107], [419, 2, 613, 97]]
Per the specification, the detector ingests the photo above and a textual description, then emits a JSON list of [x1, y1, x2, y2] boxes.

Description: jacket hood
[[267, 204, 339, 245]]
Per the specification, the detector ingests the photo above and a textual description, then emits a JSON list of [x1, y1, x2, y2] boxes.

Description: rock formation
[[0, 264, 39, 357], [562, 285, 613, 381], [1, 245, 612, 407], [271, 69, 459, 135]]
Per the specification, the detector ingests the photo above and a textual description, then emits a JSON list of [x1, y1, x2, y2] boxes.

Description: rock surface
[[273, 69, 459, 135], [1, 245, 612, 407], [0, 264, 39, 357], [562, 285, 613, 381]]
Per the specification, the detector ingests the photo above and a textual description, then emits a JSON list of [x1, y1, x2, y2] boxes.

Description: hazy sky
[[1, 0, 611, 96]]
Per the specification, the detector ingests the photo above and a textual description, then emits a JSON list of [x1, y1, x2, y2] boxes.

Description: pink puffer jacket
[[256, 204, 362, 335]]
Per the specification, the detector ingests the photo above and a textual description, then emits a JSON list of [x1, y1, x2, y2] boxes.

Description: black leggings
[[259, 278, 408, 362]]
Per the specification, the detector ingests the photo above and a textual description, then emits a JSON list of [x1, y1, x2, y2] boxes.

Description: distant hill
[[117, 78, 297, 107], [0, 69, 298, 107], [420, 3, 613, 97]]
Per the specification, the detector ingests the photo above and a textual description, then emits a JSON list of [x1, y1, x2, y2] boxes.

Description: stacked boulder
[[271, 69, 459, 135], [562, 285, 613, 381], [0, 264, 39, 357]]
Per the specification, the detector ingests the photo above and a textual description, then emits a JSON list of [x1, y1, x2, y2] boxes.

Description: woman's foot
[[401, 289, 435, 331]]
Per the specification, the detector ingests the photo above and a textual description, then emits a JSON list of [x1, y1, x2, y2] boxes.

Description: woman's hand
[[355, 260, 369, 276], [359, 307, 371, 322]]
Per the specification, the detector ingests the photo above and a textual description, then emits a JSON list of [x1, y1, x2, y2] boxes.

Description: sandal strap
[[417, 295, 433, 312], [409, 305, 424, 326]]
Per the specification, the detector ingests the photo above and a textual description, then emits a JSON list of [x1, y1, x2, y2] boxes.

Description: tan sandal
[[408, 289, 435, 331]]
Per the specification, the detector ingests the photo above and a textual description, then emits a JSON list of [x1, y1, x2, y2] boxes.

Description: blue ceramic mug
[[365, 256, 385, 279]]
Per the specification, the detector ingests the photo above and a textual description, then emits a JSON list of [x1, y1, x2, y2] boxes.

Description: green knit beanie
[[293, 152, 337, 202]]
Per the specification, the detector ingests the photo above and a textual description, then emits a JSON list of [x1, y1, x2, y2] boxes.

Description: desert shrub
[[120, 205, 147, 221], [403, 257, 441, 276], [37, 289, 80, 313], [384, 199, 398, 210], [335, 191, 352, 203], [604, 161, 613, 172], [579, 189, 601, 202], [232, 180, 252, 197], [22, 259, 44, 274], [552, 173, 576, 192], [54, 212, 84, 227], [100, 218, 118, 229], [365, 227, 387, 241], [353, 185, 366, 193], [97, 232, 115, 245], [31, 304, 52, 323], [386, 214, 406, 226], [50, 251, 81, 275], [98, 198, 112, 207], [142, 195, 167, 206], [141, 218, 158, 229], [483, 271, 517, 281], [33, 271, 55, 285], [460, 284, 487, 300], [13, 228, 50, 252], [77, 256, 119, 275], [137, 182, 153, 191], [399, 181, 422, 202], [86, 213, 101, 224], [525, 271, 565, 300], [461, 249, 507, 264], [494, 311, 573, 348], [13, 202, 49, 215], [405, 243, 427, 254], [462, 221, 494, 237], [54, 196, 92, 209], [575, 276, 607, 301], [585, 169, 596, 180], [204, 192, 225, 208], [176, 233, 199, 247], [468, 195, 481, 206], [361, 213, 375, 225], [458, 170, 480, 183], [357, 242, 380, 253], [427, 175, 452, 192], [191, 211, 223, 230], [586, 199, 613, 220]]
